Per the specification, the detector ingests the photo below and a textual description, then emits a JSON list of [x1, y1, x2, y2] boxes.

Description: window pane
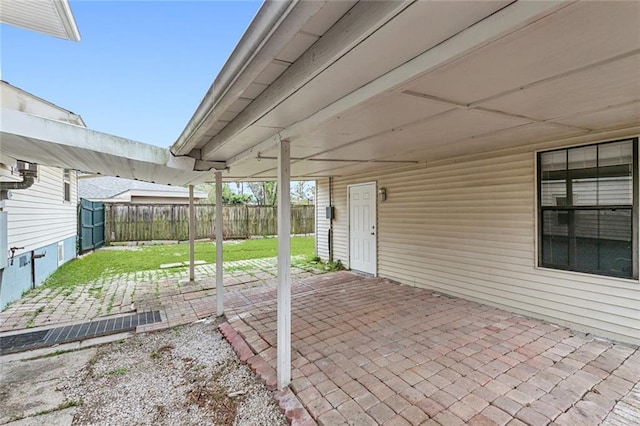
[[598, 141, 633, 205], [572, 210, 598, 270], [568, 145, 597, 170], [542, 210, 568, 266], [566, 209, 632, 277], [571, 179, 597, 206], [598, 209, 632, 278], [599, 140, 633, 167], [569, 146, 597, 206], [540, 151, 566, 206]]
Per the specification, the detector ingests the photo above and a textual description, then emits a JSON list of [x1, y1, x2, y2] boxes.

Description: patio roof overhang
[[171, 0, 640, 181], [169, 0, 640, 389], [0, 109, 224, 186]]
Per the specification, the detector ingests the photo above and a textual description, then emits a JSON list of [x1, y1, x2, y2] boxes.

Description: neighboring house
[[170, 1, 640, 346], [0, 0, 218, 310], [0, 81, 83, 309], [79, 176, 207, 205]]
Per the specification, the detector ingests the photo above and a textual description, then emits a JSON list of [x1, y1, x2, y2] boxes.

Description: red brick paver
[[224, 271, 640, 425], [0, 256, 323, 332]]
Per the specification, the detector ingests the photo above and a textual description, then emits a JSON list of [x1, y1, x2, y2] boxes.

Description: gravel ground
[[62, 318, 287, 425]]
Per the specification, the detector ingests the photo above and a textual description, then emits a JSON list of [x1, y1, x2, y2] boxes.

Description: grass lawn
[[43, 237, 315, 290]]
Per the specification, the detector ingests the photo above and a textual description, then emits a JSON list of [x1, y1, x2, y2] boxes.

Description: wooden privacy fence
[[104, 204, 315, 243]]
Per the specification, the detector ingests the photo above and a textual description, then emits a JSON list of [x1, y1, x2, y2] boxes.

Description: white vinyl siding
[[331, 181, 350, 268], [316, 178, 330, 258], [5, 165, 78, 256], [320, 136, 640, 345]]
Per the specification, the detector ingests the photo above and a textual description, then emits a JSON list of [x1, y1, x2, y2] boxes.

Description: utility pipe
[[0, 176, 35, 191], [31, 250, 46, 289]]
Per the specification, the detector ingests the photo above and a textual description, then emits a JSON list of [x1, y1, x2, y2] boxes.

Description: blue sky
[[0, 1, 261, 147]]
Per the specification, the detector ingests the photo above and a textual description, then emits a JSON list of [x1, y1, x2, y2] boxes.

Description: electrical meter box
[[325, 206, 334, 220], [0, 211, 7, 269]]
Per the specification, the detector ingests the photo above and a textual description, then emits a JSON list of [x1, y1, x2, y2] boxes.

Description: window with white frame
[[63, 169, 71, 202], [538, 138, 638, 279]]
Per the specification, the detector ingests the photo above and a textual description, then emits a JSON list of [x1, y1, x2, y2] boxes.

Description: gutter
[[171, 0, 326, 157]]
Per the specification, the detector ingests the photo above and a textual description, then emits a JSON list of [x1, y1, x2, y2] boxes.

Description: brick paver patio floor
[[0, 256, 323, 333], [225, 271, 640, 426]]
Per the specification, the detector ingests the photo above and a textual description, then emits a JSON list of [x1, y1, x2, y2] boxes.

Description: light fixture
[[378, 187, 387, 202]]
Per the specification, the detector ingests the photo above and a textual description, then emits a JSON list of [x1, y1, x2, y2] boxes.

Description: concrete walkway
[[0, 257, 323, 333], [224, 271, 640, 426]]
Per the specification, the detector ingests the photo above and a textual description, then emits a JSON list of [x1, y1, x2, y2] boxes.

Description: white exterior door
[[349, 182, 377, 275]]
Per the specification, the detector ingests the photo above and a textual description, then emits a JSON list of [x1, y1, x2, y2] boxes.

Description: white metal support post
[[188, 184, 195, 282], [277, 139, 291, 389], [215, 171, 224, 316]]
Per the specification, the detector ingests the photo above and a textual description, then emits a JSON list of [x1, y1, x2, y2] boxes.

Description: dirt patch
[[62, 318, 286, 425]]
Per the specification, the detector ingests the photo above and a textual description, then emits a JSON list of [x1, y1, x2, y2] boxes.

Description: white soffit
[[0, 0, 81, 41], [204, 125, 285, 160], [200, 0, 510, 162], [394, 123, 586, 163], [226, 158, 277, 180], [285, 1, 639, 176], [553, 103, 640, 131], [288, 93, 454, 159], [254, 0, 511, 131], [406, 1, 640, 105], [480, 54, 640, 121], [314, 109, 530, 162]]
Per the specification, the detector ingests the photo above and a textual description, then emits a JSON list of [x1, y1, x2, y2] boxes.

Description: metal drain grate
[[0, 311, 161, 355]]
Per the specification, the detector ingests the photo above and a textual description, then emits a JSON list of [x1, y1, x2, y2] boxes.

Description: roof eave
[[53, 0, 81, 42], [170, 0, 326, 158]]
